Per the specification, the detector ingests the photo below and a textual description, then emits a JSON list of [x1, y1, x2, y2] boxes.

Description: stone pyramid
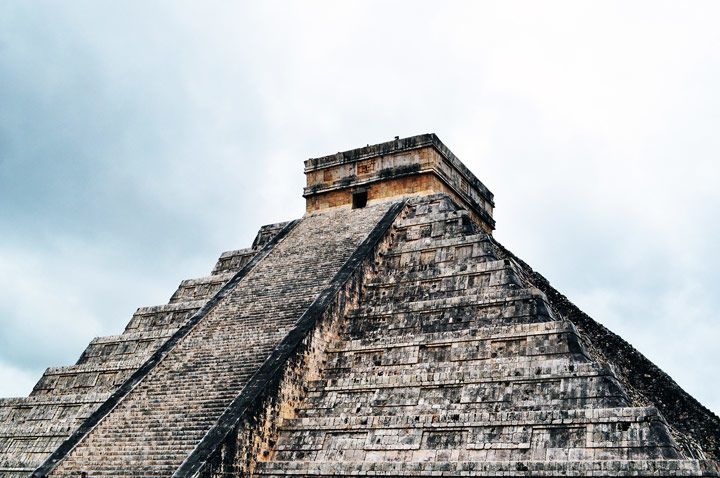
[[1, 134, 718, 477]]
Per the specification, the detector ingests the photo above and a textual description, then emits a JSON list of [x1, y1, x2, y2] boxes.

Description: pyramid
[[1, 134, 718, 477]]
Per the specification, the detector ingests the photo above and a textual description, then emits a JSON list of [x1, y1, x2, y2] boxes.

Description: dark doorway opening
[[352, 191, 368, 209]]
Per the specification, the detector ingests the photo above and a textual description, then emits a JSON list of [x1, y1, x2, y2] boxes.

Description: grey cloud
[[0, 1, 718, 415]]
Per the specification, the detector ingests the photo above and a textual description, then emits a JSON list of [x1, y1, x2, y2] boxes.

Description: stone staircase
[[0, 225, 280, 476], [46, 202, 395, 477], [258, 196, 719, 477]]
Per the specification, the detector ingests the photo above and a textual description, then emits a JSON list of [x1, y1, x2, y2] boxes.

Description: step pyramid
[[0, 134, 717, 477]]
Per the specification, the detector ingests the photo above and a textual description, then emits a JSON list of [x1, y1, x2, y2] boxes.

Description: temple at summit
[[1, 133, 719, 477]]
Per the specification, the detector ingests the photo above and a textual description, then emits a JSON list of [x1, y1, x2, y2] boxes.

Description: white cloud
[[0, 0, 718, 415], [0, 361, 37, 398]]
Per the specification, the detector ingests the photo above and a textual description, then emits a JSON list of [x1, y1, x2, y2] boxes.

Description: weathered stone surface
[[0, 133, 716, 478], [254, 195, 718, 477]]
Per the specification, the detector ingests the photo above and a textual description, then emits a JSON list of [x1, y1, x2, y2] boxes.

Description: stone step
[[52, 465, 179, 478], [211, 247, 255, 275], [385, 233, 492, 255], [0, 421, 77, 437], [324, 348, 590, 381], [168, 272, 235, 304], [364, 263, 522, 301], [256, 459, 719, 476], [393, 209, 469, 229], [367, 258, 518, 285], [361, 282, 522, 305], [85, 327, 179, 347], [124, 300, 205, 332], [274, 431, 680, 462], [350, 287, 549, 317], [401, 195, 463, 217], [0, 469, 35, 478], [77, 330, 176, 366], [281, 406, 664, 432], [343, 296, 555, 341], [7, 391, 111, 406], [307, 359, 615, 393], [297, 395, 630, 418], [333, 320, 574, 353], [31, 366, 143, 397], [390, 219, 477, 244]]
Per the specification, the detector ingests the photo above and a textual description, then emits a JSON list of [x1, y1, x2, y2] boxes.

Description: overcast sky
[[0, 1, 718, 414]]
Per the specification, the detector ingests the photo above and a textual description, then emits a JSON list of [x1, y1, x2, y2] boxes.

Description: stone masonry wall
[[256, 194, 719, 477], [305, 173, 493, 234]]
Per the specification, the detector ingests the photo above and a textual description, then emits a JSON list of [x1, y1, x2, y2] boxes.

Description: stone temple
[[1, 133, 718, 477]]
